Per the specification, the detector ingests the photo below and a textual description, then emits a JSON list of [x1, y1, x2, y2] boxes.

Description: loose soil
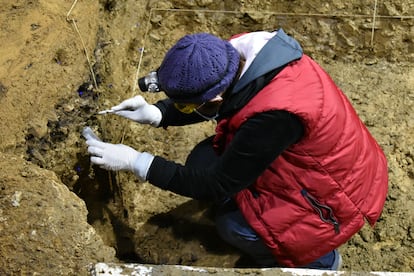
[[0, 0, 413, 274]]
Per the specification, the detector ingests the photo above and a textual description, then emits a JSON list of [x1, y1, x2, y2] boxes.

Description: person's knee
[[215, 210, 260, 245], [215, 212, 236, 243], [215, 210, 278, 267], [185, 135, 217, 168]]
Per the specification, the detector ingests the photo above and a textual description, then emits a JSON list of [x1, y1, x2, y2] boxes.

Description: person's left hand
[[82, 127, 154, 181]]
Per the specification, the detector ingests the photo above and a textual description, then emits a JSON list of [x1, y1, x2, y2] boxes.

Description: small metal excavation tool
[[98, 109, 115, 115]]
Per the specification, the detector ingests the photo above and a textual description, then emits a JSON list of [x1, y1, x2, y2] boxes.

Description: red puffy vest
[[213, 55, 388, 267]]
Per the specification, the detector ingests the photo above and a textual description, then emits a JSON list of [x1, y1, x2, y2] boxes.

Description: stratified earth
[[0, 0, 413, 275]]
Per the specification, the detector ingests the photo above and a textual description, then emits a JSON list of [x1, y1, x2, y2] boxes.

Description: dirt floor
[[0, 0, 413, 275]]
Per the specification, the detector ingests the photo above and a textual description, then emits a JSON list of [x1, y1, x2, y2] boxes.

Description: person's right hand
[[111, 95, 162, 127]]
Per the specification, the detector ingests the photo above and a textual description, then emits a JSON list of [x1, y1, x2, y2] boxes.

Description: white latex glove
[[82, 127, 154, 181], [111, 95, 162, 127]]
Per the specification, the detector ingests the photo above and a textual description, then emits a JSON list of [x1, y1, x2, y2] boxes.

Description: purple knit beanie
[[158, 33, 240, 103]]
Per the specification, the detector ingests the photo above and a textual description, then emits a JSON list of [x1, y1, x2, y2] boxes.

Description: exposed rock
[[0, 153, 117, 275]]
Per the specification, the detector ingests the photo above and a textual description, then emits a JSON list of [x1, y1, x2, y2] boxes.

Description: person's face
[[173, 56, 245, 119], [174, 95, 224, 120]]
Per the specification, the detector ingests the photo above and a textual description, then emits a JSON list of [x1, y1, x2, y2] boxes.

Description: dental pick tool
[[97, 109, 115, 115]]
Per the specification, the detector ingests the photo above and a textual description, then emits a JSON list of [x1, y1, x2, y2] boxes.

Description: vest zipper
[[301, 189, 340, 234]]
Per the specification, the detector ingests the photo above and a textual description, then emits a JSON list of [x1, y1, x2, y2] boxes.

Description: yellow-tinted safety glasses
[[174, 102, 205, 114]]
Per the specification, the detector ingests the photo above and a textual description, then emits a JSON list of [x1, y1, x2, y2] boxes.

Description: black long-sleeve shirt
[[147, 99, 304, 202]]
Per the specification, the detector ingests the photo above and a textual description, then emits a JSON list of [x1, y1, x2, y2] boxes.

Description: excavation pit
[[0, 1, 413, 275]]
